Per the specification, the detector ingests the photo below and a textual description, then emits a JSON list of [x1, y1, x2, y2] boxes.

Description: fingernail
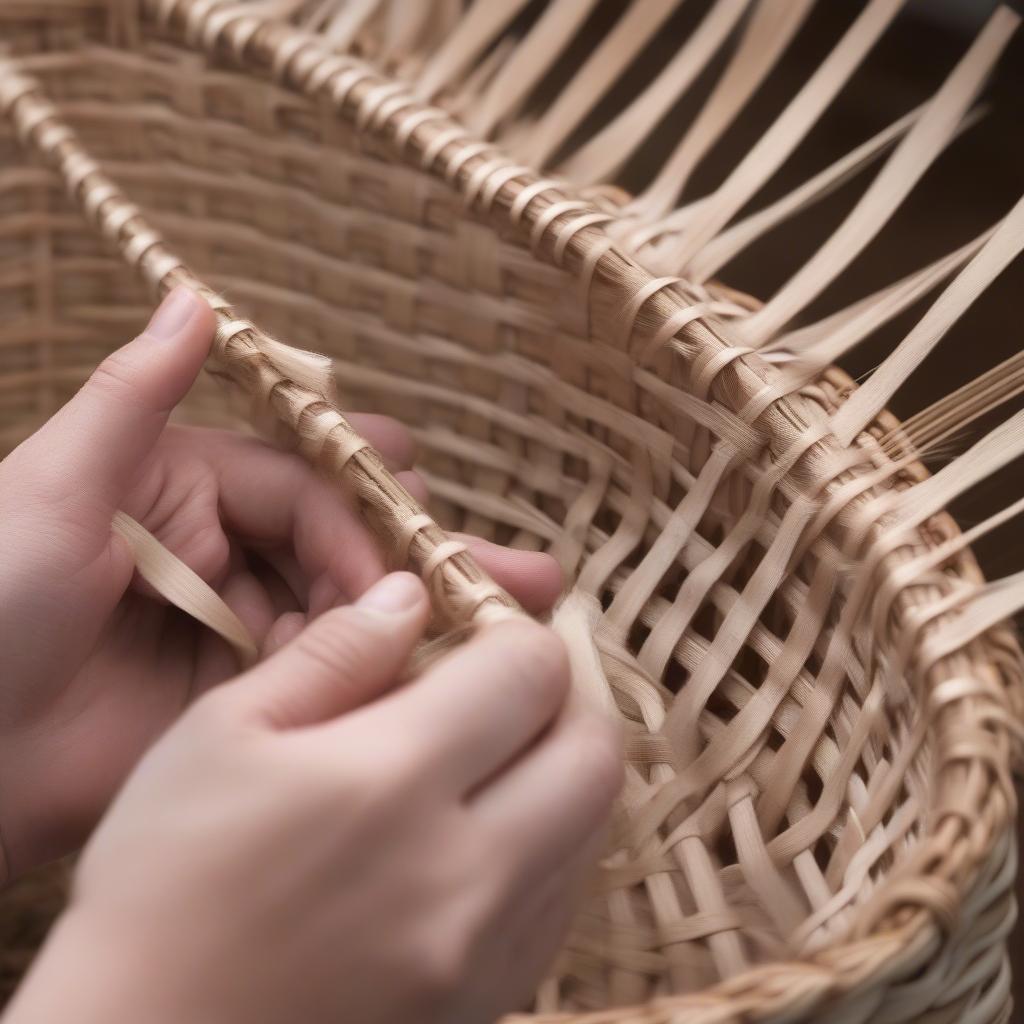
[[357, 572, 423, 614], [146, 286, 199, 340]]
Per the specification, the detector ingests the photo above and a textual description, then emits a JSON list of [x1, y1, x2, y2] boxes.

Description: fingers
[[344, 413, 417, 471], [396, 468, 430, 506], [225, 572, 429, 729], [191, 568, 279, 695], [200, 431, 421, 601], [213, 439, 385, 597], [183, 418, 561, 615], [167, 412, 560, 625], [456, 536, 564, 614], [386, 621, 571, 790], [262, 611, 307, 656], [20, 287, 214, 517], [469, 688, 621, 883]]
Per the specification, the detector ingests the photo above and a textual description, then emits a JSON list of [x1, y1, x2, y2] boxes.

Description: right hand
[[6, 572, 621, 1024]]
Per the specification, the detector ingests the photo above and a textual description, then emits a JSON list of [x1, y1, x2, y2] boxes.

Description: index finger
[[201, 429, 388, 599]]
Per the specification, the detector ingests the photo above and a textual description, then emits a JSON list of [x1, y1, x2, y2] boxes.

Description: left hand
[[0, 286, 563, 878]]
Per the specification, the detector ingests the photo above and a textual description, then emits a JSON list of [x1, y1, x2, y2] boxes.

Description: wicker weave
[[0, 2, 1022, 1022]]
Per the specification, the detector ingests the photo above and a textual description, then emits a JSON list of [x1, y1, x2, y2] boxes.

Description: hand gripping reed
[[0, 66, 519, 633]]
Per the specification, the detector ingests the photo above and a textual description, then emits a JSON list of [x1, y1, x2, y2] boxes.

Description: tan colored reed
[[0, 2, 1022, 1022]]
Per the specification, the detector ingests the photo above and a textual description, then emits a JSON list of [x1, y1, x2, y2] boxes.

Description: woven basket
[[1, 2, 1022, 1022]]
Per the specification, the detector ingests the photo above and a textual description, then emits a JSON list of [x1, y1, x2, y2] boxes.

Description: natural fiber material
[[0, 2, 1022, 1022]]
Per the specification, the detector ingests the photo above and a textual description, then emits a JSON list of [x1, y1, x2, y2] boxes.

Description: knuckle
[[87, 351, 141, 401], [187, 521, 231, 580]]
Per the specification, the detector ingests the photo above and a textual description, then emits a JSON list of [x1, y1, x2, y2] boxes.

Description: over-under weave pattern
[[0, 2, 1022, 1022]]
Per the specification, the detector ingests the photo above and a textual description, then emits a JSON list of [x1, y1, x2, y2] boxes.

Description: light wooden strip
[[317, 0, 383, 49], [885, 349, 1024, 456], [662, 0, 904, 272], [414, 0, 533, 101], [465, 0, 602, 139], [890, 404, 1024, 532], [769, 226, 991, 357], [832, 191, 1024, 446], [558, 0, 750, 185], [741, 7, 1019, 346], [112, 511, 258, 665], [627, 0, 817, 222], [684, 105, 922, 282], [921, 568, 1024, 677], [517, 0, 682, 168]]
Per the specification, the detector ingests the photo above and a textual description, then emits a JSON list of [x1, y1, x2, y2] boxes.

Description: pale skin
[[0, 287, 622, 1023]]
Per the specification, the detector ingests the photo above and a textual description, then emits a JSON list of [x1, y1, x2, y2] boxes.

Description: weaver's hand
[[5, 573, 620, 1024], [0, 287, 563, 879]]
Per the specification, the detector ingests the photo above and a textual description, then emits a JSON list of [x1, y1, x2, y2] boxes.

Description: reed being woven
[[0, 1, 1022, 1021]]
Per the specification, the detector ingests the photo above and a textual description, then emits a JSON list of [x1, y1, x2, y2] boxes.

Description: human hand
[[5, 573, 620, 1024], [0, 287, 563, 878]]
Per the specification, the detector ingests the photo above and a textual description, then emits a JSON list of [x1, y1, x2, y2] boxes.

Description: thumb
[[22, 286, 214, 514], [232, 572, 430, 729]]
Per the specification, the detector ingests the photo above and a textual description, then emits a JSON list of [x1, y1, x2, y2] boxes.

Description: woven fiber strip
[[0, 2, 1021, 1022]]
